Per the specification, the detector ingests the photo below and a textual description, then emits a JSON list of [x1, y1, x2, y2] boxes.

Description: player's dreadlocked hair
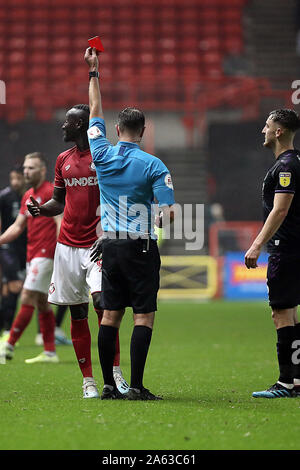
[[269, 109, 300, 132], [73, 104, 90, 130]]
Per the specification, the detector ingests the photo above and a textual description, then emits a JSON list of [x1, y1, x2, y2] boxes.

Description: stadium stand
[[0, 0, 261, 123]]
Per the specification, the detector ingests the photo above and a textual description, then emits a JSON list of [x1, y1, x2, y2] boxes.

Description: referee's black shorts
[[267, 252, 300, 310], [100, 237, 161, 314]]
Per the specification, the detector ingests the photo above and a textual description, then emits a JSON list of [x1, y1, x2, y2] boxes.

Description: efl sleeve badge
[[87, 126, 102, 140], [279, 172, 291, 187]]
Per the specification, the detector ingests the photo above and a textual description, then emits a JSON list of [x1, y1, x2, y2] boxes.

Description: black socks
[[98, 325, 118, 387], [277, 326, 295, 385], [98, 324, 153, 391], [130, 325, 152, 390]]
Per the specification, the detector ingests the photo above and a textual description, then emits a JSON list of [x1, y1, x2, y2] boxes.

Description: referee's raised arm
[[84, 47, 104, 120]]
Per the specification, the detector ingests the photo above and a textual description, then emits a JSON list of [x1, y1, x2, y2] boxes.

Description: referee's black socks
[[130, 325, 152, 390], [98, 325, 118, 387]]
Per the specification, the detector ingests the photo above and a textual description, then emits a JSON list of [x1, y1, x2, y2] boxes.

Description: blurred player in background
[[35, 304, 72, 346], [0, 166, 27, 341], [27, 105, 128, 398], [0, 152, 59, 363], [245, 109, 300, 398]]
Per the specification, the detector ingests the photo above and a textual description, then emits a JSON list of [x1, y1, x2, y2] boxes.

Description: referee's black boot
[[101, 385, 126, 400], [125, 387, 163, 401]]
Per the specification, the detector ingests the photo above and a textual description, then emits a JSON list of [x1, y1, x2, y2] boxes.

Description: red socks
[[8, 304, 56, 353], [95, 308, 120, 367], [8, 304, 34, 346], [71, 318, 93, 378], [38, 310, 56, 352], [114, 334, 120, 367]]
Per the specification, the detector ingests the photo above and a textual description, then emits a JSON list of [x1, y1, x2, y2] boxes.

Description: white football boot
[[82, 377, 100, 399], [113, 366, 130, 394]]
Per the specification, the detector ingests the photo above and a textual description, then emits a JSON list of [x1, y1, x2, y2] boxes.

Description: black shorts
[[0, 248, 26, 284], [267, 253, 300, 310], [100, 237, 161, 314]]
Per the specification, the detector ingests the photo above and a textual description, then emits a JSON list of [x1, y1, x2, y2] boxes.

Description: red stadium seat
[[49, 23, 71, 36], [30, 23, 49, 35], [157, 64, 179, 80], [200, 9, 219, 23], [137, 8, 156, 21], [28, 66, 48, 80], [6, 91, 26, 123], [28, 52, 45, 65], [31, 38, 49, 50], [7, 107, 26, 124], [159, 8, 177, 21], [117, 8, 135, 22], [8, 37, 27, 50], [199, 38, 220, 53], [158, 38, 177, 51], [9, 51, 25, 64], [48, 7, 70, 20], [160, 52, 177, 65], [8, 8, 28, 20], [10, 23, 28, 35], [180, 8, 199, 22], [35, 108, 53, 121], [8, 65, 25, 80], [94, 8, 114, 21], [30, 8, 49, 21], [50, 52, 70, 65], [140, 53, 155, 65], [138, 38, 155, 52], [222, 37, 243, 53], [51, 37, 71, 50], [139, 65, 156, 79], [117, 51, 135, 64], [115, 38, 135, 52]]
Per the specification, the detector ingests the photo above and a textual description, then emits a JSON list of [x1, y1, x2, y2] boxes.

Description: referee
[[85, 47, 175, 400], [245, 109, 300, 398]]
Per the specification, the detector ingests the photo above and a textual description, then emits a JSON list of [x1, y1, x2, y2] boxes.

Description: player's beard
[[63, 130, 80, 142]]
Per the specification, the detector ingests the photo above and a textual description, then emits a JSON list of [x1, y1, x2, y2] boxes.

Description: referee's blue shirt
[[88, 117, 175, 238]]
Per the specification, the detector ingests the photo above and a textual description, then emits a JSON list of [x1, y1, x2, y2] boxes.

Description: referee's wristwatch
[[89, 70, 99, 80]]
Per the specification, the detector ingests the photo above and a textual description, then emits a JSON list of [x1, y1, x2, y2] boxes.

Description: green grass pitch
[[1, 300, 299, 451]]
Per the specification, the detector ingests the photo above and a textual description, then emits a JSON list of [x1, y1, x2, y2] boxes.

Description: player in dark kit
[[0, 166, 27, 340], [245, 109, 300, 398]]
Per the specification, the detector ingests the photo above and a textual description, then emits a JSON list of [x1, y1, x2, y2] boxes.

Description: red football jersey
[[20, 181, 57, 262], [54, 146, 101, 248]]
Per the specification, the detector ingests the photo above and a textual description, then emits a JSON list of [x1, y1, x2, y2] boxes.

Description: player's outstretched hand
[[84, 47, 99, 70], [27, 195, 41, 217], [90, 235, 103, 263]]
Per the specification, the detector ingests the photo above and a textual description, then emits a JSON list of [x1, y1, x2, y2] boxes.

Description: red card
[[88, 36, 105, 53]]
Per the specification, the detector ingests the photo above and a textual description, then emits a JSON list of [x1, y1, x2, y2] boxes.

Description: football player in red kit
[[27, 105, 128, 398], [0, 152, 59, 363]]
